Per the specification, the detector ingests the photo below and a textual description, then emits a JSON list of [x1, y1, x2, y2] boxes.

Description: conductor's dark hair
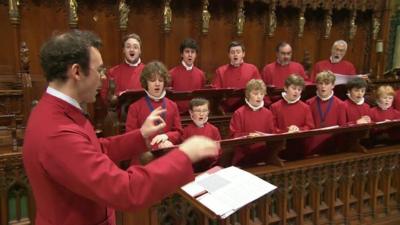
[[40, 30, 102, 82]]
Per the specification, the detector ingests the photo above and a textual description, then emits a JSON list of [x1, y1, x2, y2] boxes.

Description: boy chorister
[[126, 61, 182, 150], [169, 38, 206, 113], [183, 98, 221, 172], [344, 77, 371, 124], [229, 79, 275, 166], [270, 74, 314, 133], [370, 85, 400, 122], [306, 70, 346, 155]]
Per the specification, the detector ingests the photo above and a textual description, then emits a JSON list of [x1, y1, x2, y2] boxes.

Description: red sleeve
[[338, 101, 347, 126], [310, 63, 320, 83], [252, 66, 261, 79], [125, 103, 141, 132], [99, 129, 147, 162], [394, 91, 400, 110], [212, 126, 222, 141], [297, 64, 308, 81], [300, 105, 315, 131], [169, 68, 175, 88], [211, 68, 223, 88], [349, 64, 357, 75], [166, 103, 183, 144], [201, 71, 207, 88], [229, 110, 246, 137], [40, 127, 194, 211], [262, 65, 272, 85]]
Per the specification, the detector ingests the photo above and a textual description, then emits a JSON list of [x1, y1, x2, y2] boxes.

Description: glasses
[[91, 66, 107, 79]]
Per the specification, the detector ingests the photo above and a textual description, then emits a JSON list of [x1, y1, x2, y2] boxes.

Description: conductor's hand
[[140, 107, 166, 139], [179, 136, 219, 163]]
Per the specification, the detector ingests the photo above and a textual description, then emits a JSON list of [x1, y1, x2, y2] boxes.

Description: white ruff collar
[[125, 58, 141, 67], [181, 60, 193, 71], [191, 116, 208, 128], [145, 89, 166, 102], [282, 92, 300, 104], [245, 98, 264, 111], [330, 56, 342, 64], [317, 91, 334, 101], [346, 93, 364, 105]]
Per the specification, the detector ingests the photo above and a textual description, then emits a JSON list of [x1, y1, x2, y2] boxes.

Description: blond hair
[[375, 85, 395, 98], [245, 79, 266, 99], [285, 74, 305, 89], [315, 70, 336, 84]]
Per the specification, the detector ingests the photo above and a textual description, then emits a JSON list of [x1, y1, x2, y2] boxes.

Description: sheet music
[[312, 125, 339, 131], [334, 73, 367, 85], [181, 166, 277, 219]]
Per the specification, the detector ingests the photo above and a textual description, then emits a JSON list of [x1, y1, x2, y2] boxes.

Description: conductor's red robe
[[23, 93, 194, 225]]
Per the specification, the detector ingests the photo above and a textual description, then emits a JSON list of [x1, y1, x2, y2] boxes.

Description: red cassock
[[125, 96, 183, 145], [100, 62, 145, 102], [344, 99, 371, 124], [261, 61, 306, 88], [394, 90, 400, 110], [23, 93, 194, 225], [169, 65, 206, 113], [182, 122, 222, 172], [306, 96, 347, 155], [212, 63, 261, 112], [370, 107, 400, 122], [229, 105, 276, 166], [310, 59, 356, 83], [270, 99, 314, 159]]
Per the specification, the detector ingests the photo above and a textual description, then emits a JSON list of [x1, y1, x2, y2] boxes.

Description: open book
[[181, 166, 277, 219]]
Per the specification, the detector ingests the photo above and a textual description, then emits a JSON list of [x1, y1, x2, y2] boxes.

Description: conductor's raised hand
[[179, 136, 219, 163], [140, 107, 166, 138]]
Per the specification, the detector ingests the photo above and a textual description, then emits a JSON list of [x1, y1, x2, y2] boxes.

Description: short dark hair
[[276, 42, 290, 52], [179, 38, 198, 53], [285, 74, 305, 88], [140, 61, 170, 90], [122, 33, 141, 47], [189, 98, 209, 110], [346, 77, 368, 90], [228, 41, 245, 52], [40, 30, 102, 82]]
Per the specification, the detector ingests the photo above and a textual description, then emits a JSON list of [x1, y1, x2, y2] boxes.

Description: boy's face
[[349, 87, 366, 103], [284, 84, 302, 101], [229, 46, 245, 66], [316, 81, 335, 98], [378, 94, 394, 109], [189, 104, 209, 125], [247, 90, 265, 107], [123, 38, 141, 64], [147, 74, 165, 97], [181, 48, 197, 66]]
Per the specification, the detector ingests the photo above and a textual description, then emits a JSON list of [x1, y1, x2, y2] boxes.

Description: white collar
[[230, 62, 243, 67], [316, 91, 334, 101], [346, 93, 364, 105], [245, 98, 264, 111], [276, 60, 290, 66], [125, 58, 141, 67], [144, 89, 166, 102], [181, 60, 193, 71], [46, 86, 82, 111], [282, 92, 300, 104]]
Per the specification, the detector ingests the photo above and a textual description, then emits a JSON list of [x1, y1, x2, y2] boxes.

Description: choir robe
[[394, 90, 400, 110], [306, 96, 347, 155], [100, 62, 145, 102], [229, 105, 276, 166], [169, 65, 206, 113], [182, 122, 222, 172], [212, 63, 261, 112], [126, 97, 183, 146], [344, 99, 371, 124], [270, 99, 315, 159], [262, 61, 306, 88], [310, 59, 356, 83], [370, 107, 400, 122], [23, 93, 194, 225], [370, 106, 400, 140]]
